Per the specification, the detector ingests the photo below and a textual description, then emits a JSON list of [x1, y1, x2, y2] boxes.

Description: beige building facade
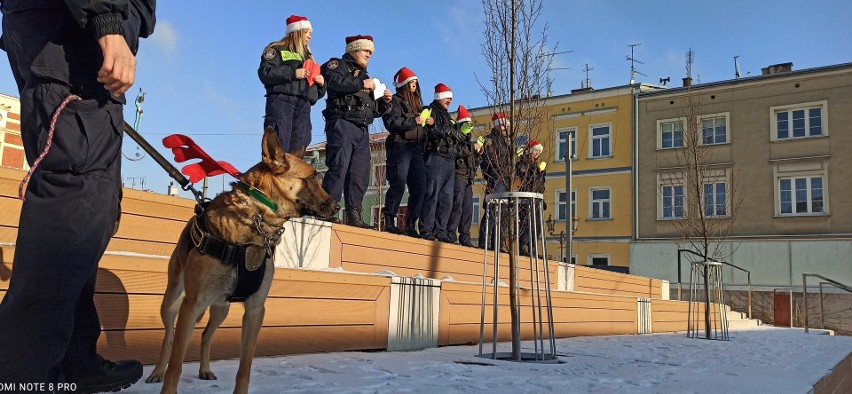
[[631, 63, 852, 288]]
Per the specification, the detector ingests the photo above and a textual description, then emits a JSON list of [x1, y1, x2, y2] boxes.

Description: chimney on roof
[[761, 62, 793, 76], [682, 76, 692, 87]]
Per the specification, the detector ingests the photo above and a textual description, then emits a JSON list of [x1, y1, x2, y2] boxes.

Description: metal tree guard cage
[[687, 261, 730, 341], [478, 192, 558, 363]]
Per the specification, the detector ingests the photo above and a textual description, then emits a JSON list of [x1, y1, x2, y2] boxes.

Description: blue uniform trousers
[[321, 118, 370, 209], [264, 93, 312, 154], [447, 177, 473, 244], [383, 140, 426, 222], [0, 24, 125, 390], [419, 153, 455, 239]]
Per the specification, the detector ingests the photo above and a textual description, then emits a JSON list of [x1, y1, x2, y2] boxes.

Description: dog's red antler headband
[[162, 134, 241, 183]]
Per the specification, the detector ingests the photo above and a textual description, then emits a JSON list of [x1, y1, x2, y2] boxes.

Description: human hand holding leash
[[97, 34, 136, 97]]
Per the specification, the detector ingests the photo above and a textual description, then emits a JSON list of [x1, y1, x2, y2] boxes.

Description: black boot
[[403, 218, 420, 238], [344, 208, 375, 229], [383, 213, 403, 234], [74, 359, 143, 393]]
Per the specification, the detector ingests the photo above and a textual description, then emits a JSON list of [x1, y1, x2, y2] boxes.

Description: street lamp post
[[546, 215, 565, 263]]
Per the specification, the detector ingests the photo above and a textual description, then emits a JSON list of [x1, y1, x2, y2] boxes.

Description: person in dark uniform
[[377, 67, 430, 237], [517, 140, 547, 257], [0, 0, 155, 391], [258, 14, 326, 154], [420, 84, 464, 242], [319, 35, 390, 228], [446, 106, 482, 247], [478, 113, 512, 250]]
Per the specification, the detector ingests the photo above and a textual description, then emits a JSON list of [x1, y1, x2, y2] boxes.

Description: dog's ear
[[261, 126, 290, 173]]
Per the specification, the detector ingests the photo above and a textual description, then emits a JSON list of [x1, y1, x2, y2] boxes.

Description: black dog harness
[[189, 193, 284, 302]]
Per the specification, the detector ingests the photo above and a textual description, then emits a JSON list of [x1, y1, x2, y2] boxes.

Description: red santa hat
[[345, 35, 375, 54], [492, 113, 509, 127], [456, 105, 471, 123], [285, 15, 312, 35], [528, 140, 543, 155], [394, 67, 418, 88], [434, 83, 453, 100]]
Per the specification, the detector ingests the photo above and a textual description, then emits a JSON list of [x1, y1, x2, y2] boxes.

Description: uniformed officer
[[446, 106, 482, 247], [258, 14, 326, 154], [517, 140, 547, 257], [377, 67, 430, 237], [318, 35, 390, 228], [478, 113, 512, 250], [420, 84, 464, 242], [0, 0, 155, 391]]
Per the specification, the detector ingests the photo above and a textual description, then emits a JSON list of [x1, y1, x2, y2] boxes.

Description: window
[[555, 189, 576, 221], [472, 195, 481, 225], [589, 187, 611, 219], [588, 254, 610, 266], [556, 128, 577, 162], [701, 115, 727, 145], [779, 176, 823, 215], [703, 182, 727, 217], [661, 185, 685, 219], [773, 159, 828, 216], [660, 120, 684, 149], [589, 124, 611, 158], [771, 101, 827, 140]]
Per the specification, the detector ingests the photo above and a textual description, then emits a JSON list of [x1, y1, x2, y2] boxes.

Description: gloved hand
[[516, 147, 524, 157], [477, 135, 485, 145], [460, 123, 472, 135], [538, 161, 547, 171]]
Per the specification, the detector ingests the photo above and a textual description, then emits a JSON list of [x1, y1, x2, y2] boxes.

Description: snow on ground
[[128, 326, 852, 394]]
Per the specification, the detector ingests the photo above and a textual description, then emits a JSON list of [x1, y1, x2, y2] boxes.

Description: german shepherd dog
[[145, 127, 339, 394]]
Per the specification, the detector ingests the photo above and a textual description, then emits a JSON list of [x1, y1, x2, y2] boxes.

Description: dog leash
[[18, 94, 81, 201]]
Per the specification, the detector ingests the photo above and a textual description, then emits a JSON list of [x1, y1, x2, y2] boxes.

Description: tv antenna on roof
[[581, 63, 594, 89], [734, 55, 741, 79], [627, 43, 646, 84]]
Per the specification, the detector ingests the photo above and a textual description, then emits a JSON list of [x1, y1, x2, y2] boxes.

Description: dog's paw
[[145, 371, 164, 383], [198, 370, 218, 380]]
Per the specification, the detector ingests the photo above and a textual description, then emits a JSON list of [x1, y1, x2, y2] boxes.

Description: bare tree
[[660, 49, 745, 262], [477, 0, 555, 361]]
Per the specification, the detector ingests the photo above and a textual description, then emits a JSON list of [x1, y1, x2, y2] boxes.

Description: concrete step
[[727, 318, 762, 329]]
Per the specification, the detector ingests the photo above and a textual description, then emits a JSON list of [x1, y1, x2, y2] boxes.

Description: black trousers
[[447, 177, 473, 244], [383, 140, 426, 221], [264, 93, 312, 154], [321, 118, 370, 209], [0, 7, 126, 386], [420, 153, 455, 239]]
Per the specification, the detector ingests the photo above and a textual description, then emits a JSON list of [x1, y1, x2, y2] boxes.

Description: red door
[[774, 292, 791, 327]]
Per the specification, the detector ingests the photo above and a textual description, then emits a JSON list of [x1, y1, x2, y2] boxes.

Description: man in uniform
[[0, 0, 156, 391], [319, 35, 389, 228], [446, 106, 481, 247]]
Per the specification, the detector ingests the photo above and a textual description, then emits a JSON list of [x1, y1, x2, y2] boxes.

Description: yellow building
[[465, 84, 664, 271]]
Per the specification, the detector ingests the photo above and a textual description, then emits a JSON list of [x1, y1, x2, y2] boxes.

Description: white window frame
[[770, 100, 828, 141], [472, 194, 481, 225], [661, 184, 685, 219], [555, 188, 576, 221], [698, 112, 730, 145], [657, 172, 686, 220], [701, 168, 731, 218], [0, 109, 7, 128], [588, 123, 612, 159], [773, 159, 829, 217], [657, 117, 685, 150], [587, 254, 611, 266], [589, 187, 611, 220], [555, 127, 577, 162]]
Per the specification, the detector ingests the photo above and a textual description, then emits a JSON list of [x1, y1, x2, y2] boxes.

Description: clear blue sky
[[2, 0, 850, 197]]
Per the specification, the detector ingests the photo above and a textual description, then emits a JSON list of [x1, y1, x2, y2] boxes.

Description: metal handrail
[[803, 273, 852, 333], [676, 249, 752, 319]]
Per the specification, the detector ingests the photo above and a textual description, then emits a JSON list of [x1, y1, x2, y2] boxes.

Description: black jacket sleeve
[[322, 59, 362, 95], [381, 97, 418, 134], [64, 0, 128, 37]]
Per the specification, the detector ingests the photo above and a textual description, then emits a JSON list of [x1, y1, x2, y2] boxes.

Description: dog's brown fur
[[145, 127, 338, 394]]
